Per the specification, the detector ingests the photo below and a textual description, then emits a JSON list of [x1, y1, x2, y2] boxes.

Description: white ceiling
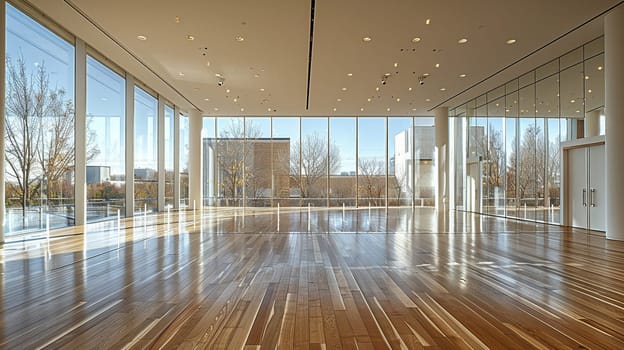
[[28, 0, 622, 116]]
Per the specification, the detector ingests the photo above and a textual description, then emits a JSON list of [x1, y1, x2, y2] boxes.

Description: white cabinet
[[563, 138, 606, 231]]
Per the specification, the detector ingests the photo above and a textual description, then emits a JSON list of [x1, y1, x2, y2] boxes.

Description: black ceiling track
[[305, 0, 316, 110]]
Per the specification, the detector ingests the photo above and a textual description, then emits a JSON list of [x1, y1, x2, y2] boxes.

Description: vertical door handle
[[582, 189, 587, 207], [590, 188, 596, 207]]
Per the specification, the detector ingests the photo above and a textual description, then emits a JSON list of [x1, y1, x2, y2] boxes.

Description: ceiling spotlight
[[440, 87, 446, 91], [367, 98, 372, 102], [435, 63, 440, 68], [203, 98, 210, 101], [341, 87, 347, 91], [396, 98, 400, 102], [178, 72, 185, 76], [233, 98, 238, 102], [215, 73, 223, 77], [186, 35, 195, 41], [459, 74, 467, 78], [362, 36, 372, 42], [570, 99, 575, 103], [408, 87, 413, 91], [411, 37, 421, 43], [425, 98, 431, 102], [598, 66, 603, 71], [137, 35, 147, 41], [375, 87, 380, 91], [337, 98, 342, 102], [259, 88, 265, 92], [588, 89, 592, 94], [254, 74, 260, 78], [506, 39, 517, 44], [235, 35, 245, 42], [585, 75, 589, 80], [226, 89, 231, 93], [206, 61, 211, 67], [214, 107, 219, 111], [175, 16, 181, 23], [241, 108, 245, 112], [387, 107, 391, 112], [347, 73, 353, 77], [425, 18, 431, 25], [393, 62, 398, 68], [422, 73, 430, 77], [360, 108, 364, 112], [458, 38, 468, 44], [412, 108, 417, 111], [268, 108, 272, 112], [333, 107, 337, 112]]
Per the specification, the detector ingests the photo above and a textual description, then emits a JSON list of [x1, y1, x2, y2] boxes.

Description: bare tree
[[212, 119, 263, 204], [507, 123, 546, 201], [358, 158, 385, 206], [5, 56, 99, 218], [289, 132, 340, 199]]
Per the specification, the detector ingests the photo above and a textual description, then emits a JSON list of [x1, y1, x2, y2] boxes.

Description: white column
[[584, 109, 600, 138], [74, 39, 87, 226], [434, 107, 449, 211], [125, 75, 135, 217], [606, 4, 624, 240], [188, 109, 202, 209], [157, 97, 165, 212], [0, 3, 5, 243], [173, 106, 180, 209]]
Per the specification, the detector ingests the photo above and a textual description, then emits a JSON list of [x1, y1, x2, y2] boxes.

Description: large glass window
[[329, 117, 356, 206], [5, 4, 75, 234], [244, 117, 271, 207], [300, 117, 329, 207], [272, 117, 300, 207], [388, 117, 413, 206], [202, 117, 216, 206], [413, 118, 435, 207], [358, 118, 386, 207], [179, 114, 190, 208], [133, 87, 158, 213], [164, 105, 174, 208], [86, 56, 125, 220], [215, 117, 245, 206], [487, 100, 505, 216]]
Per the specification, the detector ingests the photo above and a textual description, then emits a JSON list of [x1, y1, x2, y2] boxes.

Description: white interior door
[[569, 148, 588, 229], [589, 144, 606, 231]]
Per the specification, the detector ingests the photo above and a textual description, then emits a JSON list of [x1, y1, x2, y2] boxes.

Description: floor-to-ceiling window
[[86, 55, 125, 220], [272, 117, 300, 207], [388, 117, 413, 206], [133, 86, 158, 213], [5, 3, 75, 234], [164, 104, 174, 208], [358, 118, 386, 207], [202, 117, 216, 206], [179, 113, 189, 208], [244, 117, 271, 207], [329, 117, 356, 206], [300, 117, 329, 207]]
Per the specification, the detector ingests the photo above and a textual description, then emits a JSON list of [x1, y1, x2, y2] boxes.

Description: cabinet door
[[589, 144, 606, 231], [569, 148, 588, 229]]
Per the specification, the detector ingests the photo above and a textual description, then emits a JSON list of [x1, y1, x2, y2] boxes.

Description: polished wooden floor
[[1, 207, 624, 349]]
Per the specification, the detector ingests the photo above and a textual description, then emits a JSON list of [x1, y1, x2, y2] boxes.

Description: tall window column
[[74, 39, 87, 226], [157, 97, 165, 212], [188, 109, 202, 210], [605, 4, 624, 240], [173, 106, 181, 209], [435, 107, 449, 210], [125, 75, 135, 217], [0, 3, 5, 243]]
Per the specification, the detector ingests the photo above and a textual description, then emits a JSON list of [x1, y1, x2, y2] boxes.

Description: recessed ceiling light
[[458, 38, 468, 44], [137, 35, 147, 41], [425, 18, 431, 25], [425, 98, 431, 102], [175, 16, 181, 23], [598, 66, 603, 71], [178, 72, 185, 76], [268, 108, 272, 112], [214, 107, 219, 111], [408, 87, 413, 91], [226, 89, 231, 93], [367, 98, 372, 102], [435, 63, 440, 68], [341, 87, 347, 91], [585, 75, 589, 80], [360, 108, 364, 111], [495, 103, 500, 107], [588, 89, 592, 94], [347, 73, 353, 77], [396, 98, 400, 102], [254, 74, 260, 78], [412, 108, 417, 111], [215, 73, 223, 78], [259, 88, 265, 92], [576, 110, 581, 113], [240, 108, 245, 112], [393, 62, 398, 68], [186, 35, 195, 41], [206, 61, 211, 67], [459, 74, 467, 78], [506, 39, 517, 45], [440, 88, 446, 91], [337, 98, 342, 102], [570, 99, 575, 103], [362, 36, 372, 42], [204, 98, 210, 101], [233, 98, 238, 102], [386, 107, 391, 112], [333, 107, 337, 112], [411, 37, 421, 43], [235, 35, 245, 42], [375, 87, 380, 91], [423, 73, 430, 77]]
